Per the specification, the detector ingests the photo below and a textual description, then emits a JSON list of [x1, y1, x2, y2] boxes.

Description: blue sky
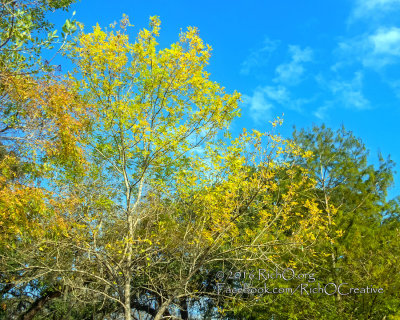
[[50, 0, 400, 198]]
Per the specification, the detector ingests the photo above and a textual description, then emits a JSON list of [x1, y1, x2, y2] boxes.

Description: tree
[[0, 77, 92, 319], [0, 0, 77, 76], [9, 16, 325, 320], [290, 125, 400, 319], [1, 0, 80, 146], [0, 3, 90, 315], [231, 125, 400, 319]]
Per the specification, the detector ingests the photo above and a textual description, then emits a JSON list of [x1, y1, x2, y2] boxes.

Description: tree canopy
[[0, 9, 399, 320]]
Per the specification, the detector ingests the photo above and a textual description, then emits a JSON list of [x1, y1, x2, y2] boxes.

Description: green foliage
[[1, 6, 399, 318], [0, 0, 78, 75], [231, 125, 400, 320]]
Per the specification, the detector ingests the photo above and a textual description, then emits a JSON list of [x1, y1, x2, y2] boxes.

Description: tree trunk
[[180, 298, 189, 320], [124, 279, 132, 320], [154, 298, 173, 320], [19, 290, 61, 320]]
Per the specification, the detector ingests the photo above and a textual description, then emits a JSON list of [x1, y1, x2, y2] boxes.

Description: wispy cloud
[[242, 0, 400, 124], [273, 45, 313, 85], [313, 72, 370, 119], [264, 85, 310, 112], [370, 27, 400, 56], [353, 0, 400, 18], [264, 85, 290, 104], [317, 71, 370, 112], [244, 84, 312, 123], [242, 90, 274, 124], [336, 27, 400, 69], [242, 44, 314, 124], [313, 104, 331, 120], [240, 37, 279, 75], [332, 74, 370, 110]]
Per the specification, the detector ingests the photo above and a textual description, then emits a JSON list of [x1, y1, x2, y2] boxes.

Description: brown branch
[[18, 289, 62, 320]]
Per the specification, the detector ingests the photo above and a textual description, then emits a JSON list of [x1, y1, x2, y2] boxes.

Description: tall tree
[[0, 2, 86, 317], [1, 0, 79, 144], [18, 16, 325, 320], [230, 125, 400, 320], [290, 125, 400, 319]]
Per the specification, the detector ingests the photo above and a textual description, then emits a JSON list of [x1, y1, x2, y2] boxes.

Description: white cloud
[[243, 90, 274, 124], [264, 85, 290, 104], [290, 45, 314, 63], [242, 43, 314, 122], [353, 0, 400, 18], [336, 27, 400, 69], [370, 27, 400, 56], [244, 85, 312, 124], [339, 87, 369, 109], [274, 45, 313, 85], [313, 104, 331, 120], [263, 85, 310, 112], [240, 37, 279, 75], [312, 72, 370, 118], [327, 72, 370, 110]]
